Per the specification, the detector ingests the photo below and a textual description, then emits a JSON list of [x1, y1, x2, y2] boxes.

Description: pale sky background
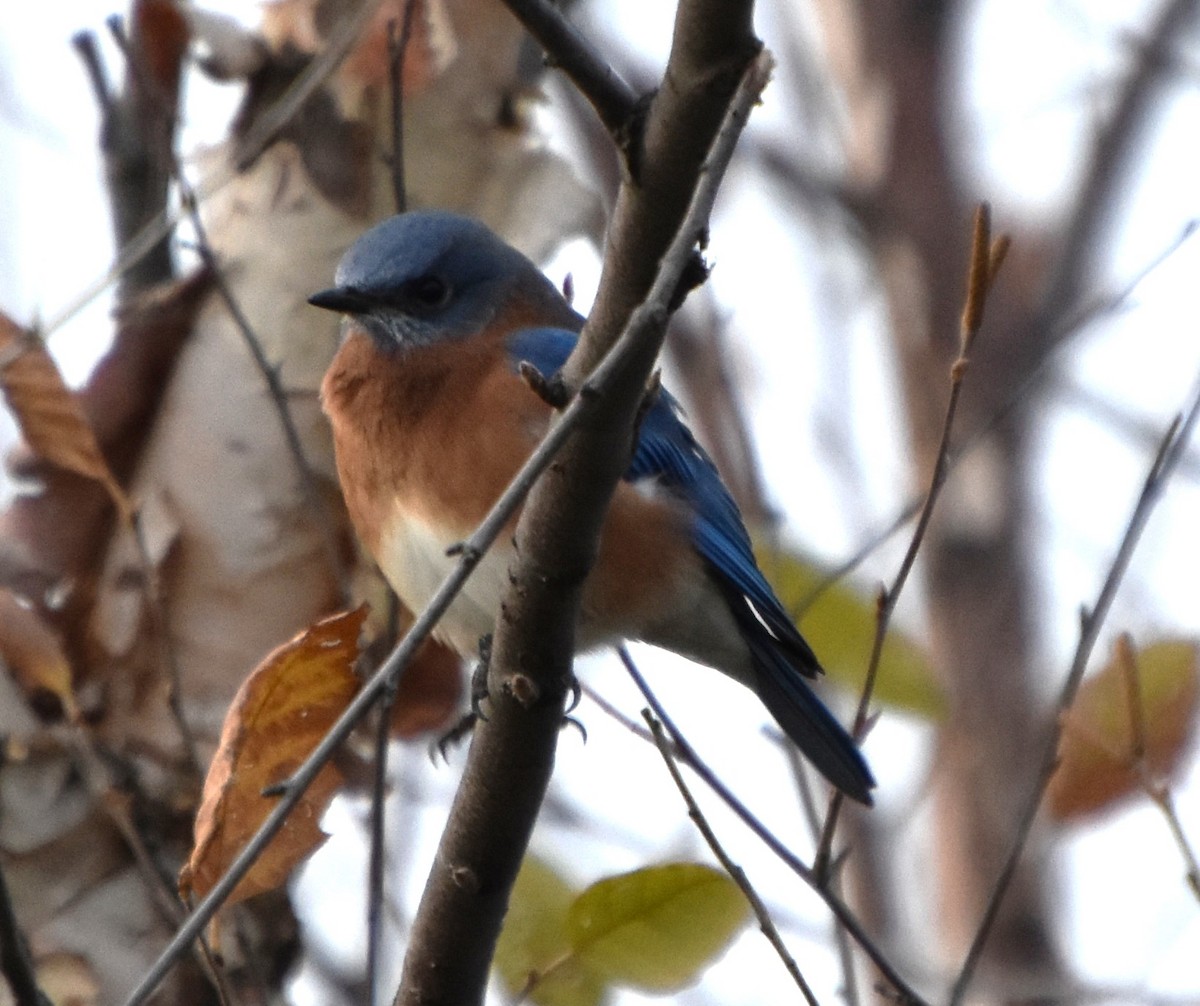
[[2, 1, 1199, 1004]]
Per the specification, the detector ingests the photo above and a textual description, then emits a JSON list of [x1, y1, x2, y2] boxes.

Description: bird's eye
[[404, 275, 450, 309]]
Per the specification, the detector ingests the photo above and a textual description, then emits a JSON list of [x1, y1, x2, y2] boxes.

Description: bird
[[311, 210, 875, 804]]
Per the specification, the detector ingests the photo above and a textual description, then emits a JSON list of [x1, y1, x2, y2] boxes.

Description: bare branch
[[394, 35, 771, 1005], [798, 219, 1197, 611], [499, 0, 639, 136], [386, 0, 418, 214], [1041, 0, 1200, 321], [951, 360, 1200, 1003], [644, 711, 821, 1006], [617, 647, 928, 1006], [814, 206, 1008, 876]]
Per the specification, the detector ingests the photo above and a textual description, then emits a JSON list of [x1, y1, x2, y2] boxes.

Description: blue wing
[[506, 326, 816, 669], [506, 327, 873, 803]]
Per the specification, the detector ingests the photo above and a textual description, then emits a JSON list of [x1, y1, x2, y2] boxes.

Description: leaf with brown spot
[[0, 587, 79, 722], [180, 606, 367, 906], [0, 312, 126, 512], [1048, 637, 1199, 823]]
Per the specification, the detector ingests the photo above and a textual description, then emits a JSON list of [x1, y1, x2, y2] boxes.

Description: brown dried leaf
[[0, 313, 126, 512], [180, 606, 367, 906], [0, 587, 78, 723], [1048, 637, 1199, 823]]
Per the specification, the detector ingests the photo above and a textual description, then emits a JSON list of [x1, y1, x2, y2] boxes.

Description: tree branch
[[499, 0, 639, 136], [394, 21, 770, 1002], [644, 712, 821, 1006], [950, 360, 1200, 1004]]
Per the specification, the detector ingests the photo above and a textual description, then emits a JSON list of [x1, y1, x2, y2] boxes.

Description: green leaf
[[565, 863, 751, 993], [494, 856, 606, 1006], [755, 541, 945, 718]]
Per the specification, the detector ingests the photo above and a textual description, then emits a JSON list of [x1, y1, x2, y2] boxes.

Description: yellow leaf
[[1048, 637, 1198, 823], [179, 607, 367, 906], [566, 863, 750, 993], [495, 856, 606, 1006], [755, 540, 945, 718]]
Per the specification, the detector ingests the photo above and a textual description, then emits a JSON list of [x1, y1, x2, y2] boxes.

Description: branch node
[[506, 672, 540, 707], [519, 360, 570, 408], [446, 540, 481, 562], [450, 865, 480, 894]]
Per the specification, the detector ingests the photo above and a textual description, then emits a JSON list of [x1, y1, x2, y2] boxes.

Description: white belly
[[376, 511, 515, 657]]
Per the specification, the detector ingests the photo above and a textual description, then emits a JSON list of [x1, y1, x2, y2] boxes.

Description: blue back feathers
[[505, 327, 819, 673]]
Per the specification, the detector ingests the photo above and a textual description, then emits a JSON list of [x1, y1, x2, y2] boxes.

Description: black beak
[[308, 287, 375, 314]]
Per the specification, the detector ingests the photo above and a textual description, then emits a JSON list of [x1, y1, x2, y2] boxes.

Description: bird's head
[[309, 211, 568, 349]]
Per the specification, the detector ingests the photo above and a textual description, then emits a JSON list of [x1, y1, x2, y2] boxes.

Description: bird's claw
[[470, 633, 493, 719], [433, 644, 585, 754], [561, 714, 587, 743], [564, 674, 582, 714], [432, 713, 477, 761], [430, 634, 493, 761]]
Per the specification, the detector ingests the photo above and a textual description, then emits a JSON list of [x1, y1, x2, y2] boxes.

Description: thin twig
[[366, 681, 399, 1006], [797, 220, 1197, 615], [72, 25, 201, 773], [814, 206, 1009, 877], [616, 647, 927, 1006], [497, 0, 639, 136], [648, 710, 825, 1003], [950, 360, 1200, 1004], [578, 680, 657, 744], [386, 0, 418, 214], [1057, 378, 1200, 482], [1146, 786, 1200, 902], [644, 711, 821, 1006], [782, 740, 860, 1006], [177, 193, 352, 603]]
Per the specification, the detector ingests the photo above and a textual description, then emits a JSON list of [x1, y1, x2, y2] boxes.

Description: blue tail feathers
[[729, 592, 876, 805]]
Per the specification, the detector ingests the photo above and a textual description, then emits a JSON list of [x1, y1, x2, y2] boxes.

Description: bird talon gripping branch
[[313, 211, 875, 805]]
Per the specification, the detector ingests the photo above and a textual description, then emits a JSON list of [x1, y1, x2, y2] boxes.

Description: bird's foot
[[432, 643, 586, 756], [433, 712, 477, 761], [431, 634, 492, 761], [471, 633, 493, 718]]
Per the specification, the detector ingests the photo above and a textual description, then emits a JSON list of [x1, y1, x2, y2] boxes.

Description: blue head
[[309, 211, 570, 348]]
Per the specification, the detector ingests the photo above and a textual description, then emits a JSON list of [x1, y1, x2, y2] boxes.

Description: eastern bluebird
[[311, 211, 875, 804]]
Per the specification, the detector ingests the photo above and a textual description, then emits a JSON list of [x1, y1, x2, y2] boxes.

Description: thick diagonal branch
[[393, 10, 767, 1002]]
